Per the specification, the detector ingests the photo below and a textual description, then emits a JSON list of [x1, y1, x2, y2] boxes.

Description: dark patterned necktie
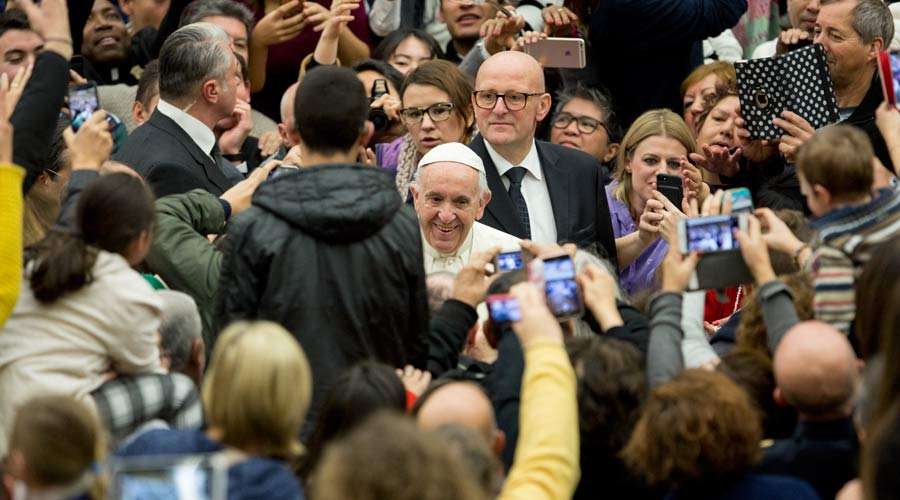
[[505, 166, 531, 240]]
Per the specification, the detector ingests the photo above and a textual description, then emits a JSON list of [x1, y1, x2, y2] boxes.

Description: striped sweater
[[808, 185, 900, 334]]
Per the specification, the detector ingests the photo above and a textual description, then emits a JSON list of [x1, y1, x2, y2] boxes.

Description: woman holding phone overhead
[[607, 109, 706, 296]]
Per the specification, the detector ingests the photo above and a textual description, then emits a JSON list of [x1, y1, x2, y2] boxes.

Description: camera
[[368, 79, 390, 133]]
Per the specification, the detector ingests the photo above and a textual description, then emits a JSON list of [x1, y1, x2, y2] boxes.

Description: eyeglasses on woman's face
[[400, 102, 455, 124], [552, 112, 608, 135]]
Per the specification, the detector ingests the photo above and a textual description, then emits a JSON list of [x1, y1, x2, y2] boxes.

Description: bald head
[[416, 382, 497, 446], [476, 51, 545, 93], [774, 321, 859, 418]]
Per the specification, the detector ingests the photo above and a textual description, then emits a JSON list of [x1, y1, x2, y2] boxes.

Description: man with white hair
[[411, 142, 521, 274]]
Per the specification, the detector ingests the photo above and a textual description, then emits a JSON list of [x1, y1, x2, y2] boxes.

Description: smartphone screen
[[541, 255, 582, 319], [486, 294, 521, 324], [727, 187, 754, 214], [879, 51, 900, 107], [494, 250, 524, 273], [684, 215, 741, 253], [69, 83, 100, 132]]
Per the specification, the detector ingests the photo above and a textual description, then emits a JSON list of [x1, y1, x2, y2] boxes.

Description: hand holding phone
[[656, 173, 684, 210], [528, 254, 583, 320], [522, 37, 585, 69], [493, 250, 524, 273], [68, 83, 100, 132], [487, 294, 522, 326]]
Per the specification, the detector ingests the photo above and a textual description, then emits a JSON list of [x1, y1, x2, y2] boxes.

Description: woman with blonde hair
[[117, 320, 312, 499], [607, 109, 706, 295]]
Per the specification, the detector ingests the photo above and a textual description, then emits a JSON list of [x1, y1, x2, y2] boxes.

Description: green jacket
[[145, 190, 225, 348]]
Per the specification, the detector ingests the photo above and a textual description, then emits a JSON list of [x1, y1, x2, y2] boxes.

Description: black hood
[[252, 164, 402, 243]]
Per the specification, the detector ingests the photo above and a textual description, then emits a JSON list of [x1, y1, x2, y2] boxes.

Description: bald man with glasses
[[468, 51, 617, 264]]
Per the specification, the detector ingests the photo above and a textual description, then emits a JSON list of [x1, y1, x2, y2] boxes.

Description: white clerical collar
[[483, 140, 542, 181], [422, 223, 476, 267], [156, 99, 216, 160]]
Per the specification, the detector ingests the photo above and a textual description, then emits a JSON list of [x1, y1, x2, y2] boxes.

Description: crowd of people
[[1, 0, 900, 498]]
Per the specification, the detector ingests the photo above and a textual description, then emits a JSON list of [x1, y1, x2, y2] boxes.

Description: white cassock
[[423, 221, 522, 275]]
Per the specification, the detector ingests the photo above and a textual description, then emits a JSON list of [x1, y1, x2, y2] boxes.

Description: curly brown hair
[[621, 369, 762, 489], [737, 272, 814, 355]]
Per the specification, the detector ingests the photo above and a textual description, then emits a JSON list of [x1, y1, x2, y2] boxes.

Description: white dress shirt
[[423, 221, 521, 275], [484, 140, 558, 244], [156, 99, 216, 160]]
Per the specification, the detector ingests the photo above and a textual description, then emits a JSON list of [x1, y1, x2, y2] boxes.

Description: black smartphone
[[493, 250, 524, 273], [536, 255, 583, 320], [656, 173, 684, 209], [69, 82, 100, 132]]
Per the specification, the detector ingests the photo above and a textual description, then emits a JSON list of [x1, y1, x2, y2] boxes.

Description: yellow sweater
[[499, 338, 580, 500], [0, 163, 24, 326]]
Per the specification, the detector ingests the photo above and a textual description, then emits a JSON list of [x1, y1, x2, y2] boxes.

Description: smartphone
[[878, 51, 899, 107], [538, 255, 583, 320], [486, 294, 522, 325], [69, 83, 100, 132], [678, 214, 745, 254], [656, 173, 684, 209], [493, 250, 524, 273], [523, 37, 586, 69], [727, 187, 754, 214], [268, 163, 300, 180]]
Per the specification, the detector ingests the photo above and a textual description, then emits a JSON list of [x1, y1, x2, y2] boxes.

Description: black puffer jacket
[[215, 164, 428, 427]]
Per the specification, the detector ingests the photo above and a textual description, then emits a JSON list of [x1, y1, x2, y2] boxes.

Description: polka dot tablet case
[[735, 44, 840, 141]]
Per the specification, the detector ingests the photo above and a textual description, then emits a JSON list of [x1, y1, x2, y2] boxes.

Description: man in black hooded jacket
[[215, 66, 429, 431]]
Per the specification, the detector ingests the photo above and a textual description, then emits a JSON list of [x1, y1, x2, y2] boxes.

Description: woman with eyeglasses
[[550, 83, 622, 180], [377, 59, 475, 201]]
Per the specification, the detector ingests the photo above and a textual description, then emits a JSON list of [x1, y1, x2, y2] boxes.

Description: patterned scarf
[[394, 135, 422, 202]]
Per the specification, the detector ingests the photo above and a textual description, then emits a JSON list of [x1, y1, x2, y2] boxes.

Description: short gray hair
[[159, 22, 233, 103], [157, 290, 202, 373], [180, 0, 255, 38], [412, 162, 491, 199], [822, 0, 894, 44]]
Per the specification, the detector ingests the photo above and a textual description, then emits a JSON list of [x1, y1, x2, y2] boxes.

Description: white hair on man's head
[[157, 290, 202, 372]]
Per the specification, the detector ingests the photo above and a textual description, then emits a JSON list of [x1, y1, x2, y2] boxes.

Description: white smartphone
[[677, 214, 752, 291], [523, 37, 586, 69]]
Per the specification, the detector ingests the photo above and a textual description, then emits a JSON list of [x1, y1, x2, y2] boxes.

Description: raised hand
[[63, 111, 112, 170], [218, 99, 254, 155], [660, 245, 700, 294], [733, 214, 776, 285], [316, 0, 360, 37], [18, 0, 71, 59], [451, 246, 501, 307], [251, 0, 307, 47], [774, 110, 815, 163], [540, 4, 578, 36], [577, 263, 623, 331], [509, 282, 564, 346], [219, 161, 278, 215], [481, 13, 526, 55]]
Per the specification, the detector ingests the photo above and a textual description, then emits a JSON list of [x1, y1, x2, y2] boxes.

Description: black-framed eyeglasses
[[552, 112, 608, 135], [472, 90, 542, 111], [400, 102, 455, 124]]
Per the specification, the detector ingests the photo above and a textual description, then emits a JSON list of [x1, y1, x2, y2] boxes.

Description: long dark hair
[[26, 173, 155, 303], [300, 361, 406, 482], [372, 28, 444, 63]]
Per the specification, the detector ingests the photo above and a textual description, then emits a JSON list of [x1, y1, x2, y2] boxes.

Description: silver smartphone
[[523, 37, 586, 69]]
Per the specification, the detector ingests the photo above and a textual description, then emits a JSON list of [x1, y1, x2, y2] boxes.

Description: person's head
[[680, 61, 736, 130], [133, 59, 160, 126], [815, 0, 894, 92], [440, 0, 495, 50], [622, 369, 762, 489], [120, 0, 171, 32], [796, 125, 874, 217], [566, 336, 646, 456], [773, 321, 859, 419], [81, 0, 131, 65], [27, 173, 155, 303], [23, 119, 70, 247], [278, 82, 299, 148], [551, 83, 621, 164], [311, 412, 485, 500], [180, 0, 255, 63], [401, 59, 475, 156], [411, 142, 492, 255], [353, 58, 403, 99], [432, 425, 502, 497], [156, 290, 204, 386], [856, 236, 900, 358], [718, 348, 798, 439], [788, 0, 822, 34], [302, 361, 406, 479], [158, 22, 240, 125], [737, 272, 814, 355], [694, 84, 740, 152], [612, 109, 698, 212], [0, 9, 41, 80], [203, 321, 311, 459], [295, 66, 371, 158], [426, 271, 456, 314], [473, 52, 551, 156], [373, 28, 443, 76], [414, 380, 505, 457], [5, 396, 103, 498]]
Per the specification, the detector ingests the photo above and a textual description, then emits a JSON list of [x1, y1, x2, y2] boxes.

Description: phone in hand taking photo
[[529, 254, 583, 320], [656, 173, 684, 209], [487, 294, 522, 326], [69, 83, 100, 132]]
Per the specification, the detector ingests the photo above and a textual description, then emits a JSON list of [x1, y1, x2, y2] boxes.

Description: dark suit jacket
[[114, 111, 236, 198], [469, 136, 618, 265]]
